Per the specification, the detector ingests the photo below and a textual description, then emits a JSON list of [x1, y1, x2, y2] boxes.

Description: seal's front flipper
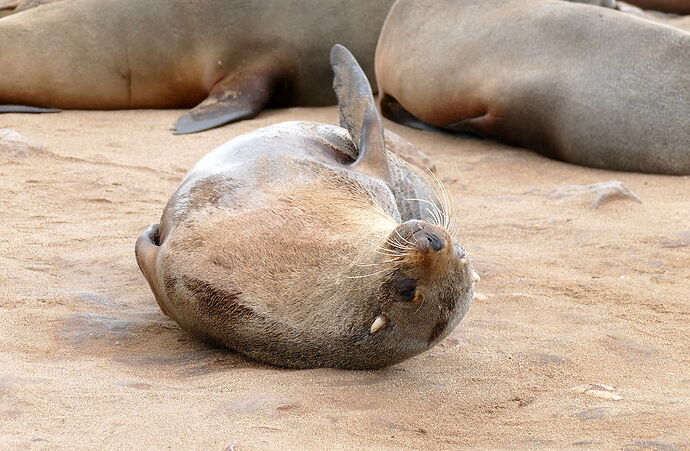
[[0, 0, 20, 11], [330, 44, 391, 185], [173, 65, 277, 135], [379, 94, 438, 132], [0, 105, 60, 113]]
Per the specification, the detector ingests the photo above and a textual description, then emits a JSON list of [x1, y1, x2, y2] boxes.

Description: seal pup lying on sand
[[376, 0, 690, 175], [135, 45, 475, 369], [0, 0, 396, 134]]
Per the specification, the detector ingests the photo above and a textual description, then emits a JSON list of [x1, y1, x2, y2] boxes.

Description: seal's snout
[[398, 220, 449, 254], [412, 229, 445, 252]]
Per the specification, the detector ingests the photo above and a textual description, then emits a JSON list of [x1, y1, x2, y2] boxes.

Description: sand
[[0, 108, 688, 449]]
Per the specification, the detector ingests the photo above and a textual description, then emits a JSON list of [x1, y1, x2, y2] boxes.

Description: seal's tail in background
[[330, 44, 392, 185]]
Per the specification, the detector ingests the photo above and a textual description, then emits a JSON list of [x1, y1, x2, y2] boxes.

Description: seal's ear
[[330, 44, 391, 185]]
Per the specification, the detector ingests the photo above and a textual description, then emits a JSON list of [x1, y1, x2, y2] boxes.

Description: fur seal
[[621, 0, 690, 14], [0, 0, 396, 134], [375, 0, 690, 175], [134, 45, 475, 369]]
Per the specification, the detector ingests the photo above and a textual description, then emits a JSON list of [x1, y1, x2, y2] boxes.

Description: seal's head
[[349, 218, 474, 368]]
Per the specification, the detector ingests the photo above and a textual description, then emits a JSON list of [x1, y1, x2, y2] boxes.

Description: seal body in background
[[375, 0, 690, 175], [0, 0, 396, 133], [622, 0, 690, 14], [135, 46, 475, 369]]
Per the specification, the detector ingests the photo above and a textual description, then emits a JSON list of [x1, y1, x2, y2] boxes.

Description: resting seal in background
[[0, 0, 396, 134], [376, 0, 690, 175], [135, 45, 475, 369], [621, 0, 690, 14]]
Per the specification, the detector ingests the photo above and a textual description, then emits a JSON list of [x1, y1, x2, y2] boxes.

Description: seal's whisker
[[424, 207, 443, 227], [367, 240, 405, 256], [406, 197, 443, 226], [427, 168, 459, 235], [414, 291, 426, 313], [426, 170, 451, 230], [373, 249, 404, 258], [394, 230, 415, 247], [353, 257, 404, 267], [388, 241, 414, 252], [346, 267, 396, 279], [386, 238, 415, 251]]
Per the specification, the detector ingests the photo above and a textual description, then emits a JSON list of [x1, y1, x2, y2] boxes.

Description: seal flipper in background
[[173, 60, 283, 135], [0, 105, 60, 113], [330, 44, 392, 185]]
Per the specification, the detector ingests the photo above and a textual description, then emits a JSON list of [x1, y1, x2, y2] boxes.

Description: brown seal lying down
[[376, 0, 690, 175], [135, 45, 475, 369], [0, 0, 396, 133]]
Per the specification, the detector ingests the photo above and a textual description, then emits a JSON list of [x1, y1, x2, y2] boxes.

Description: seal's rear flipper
[[135, 223, 170, 316], [0, 105, 60, 113], [173, 63, 278, 135], [330, 44, 392, 185]]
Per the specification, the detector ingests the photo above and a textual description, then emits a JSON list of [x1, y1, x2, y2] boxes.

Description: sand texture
[[0, 108, 688, 449]]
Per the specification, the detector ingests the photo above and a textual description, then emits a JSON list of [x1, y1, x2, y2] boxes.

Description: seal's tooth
[[459, 258, 469, 265], [370, 315, 387, 334], [471, 270, 480, 283]]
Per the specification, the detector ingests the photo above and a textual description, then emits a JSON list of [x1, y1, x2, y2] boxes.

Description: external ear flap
[[330, 44, 392, 185]]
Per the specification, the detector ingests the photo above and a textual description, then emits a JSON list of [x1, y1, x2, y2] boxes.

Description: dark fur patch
[[181, 276, 253, 320]]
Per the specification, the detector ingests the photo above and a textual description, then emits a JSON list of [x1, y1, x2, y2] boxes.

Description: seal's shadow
[[59, 291, 270, 376]]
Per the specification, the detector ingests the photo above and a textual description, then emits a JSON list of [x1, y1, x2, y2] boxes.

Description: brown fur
[[0, 0, 397, 133], [135, 46, 474, 369], [376, 0, 690, 175]]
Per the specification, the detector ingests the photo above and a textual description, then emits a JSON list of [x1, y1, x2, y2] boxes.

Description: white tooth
[[460, 258, 469, 265], [370, 315, 387, 334], [471, 270, 480, 283]]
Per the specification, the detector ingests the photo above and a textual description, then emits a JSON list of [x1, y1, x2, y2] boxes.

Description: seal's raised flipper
[[330, 44, 392, 185], [173, 62, 278, 135], [0, 105, 60, 113]]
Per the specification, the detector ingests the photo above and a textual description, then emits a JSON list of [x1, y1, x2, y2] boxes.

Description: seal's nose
[[412, 229, 445, 252]]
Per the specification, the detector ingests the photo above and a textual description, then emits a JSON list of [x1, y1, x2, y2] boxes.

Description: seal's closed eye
[[393, 277, 417, 302]]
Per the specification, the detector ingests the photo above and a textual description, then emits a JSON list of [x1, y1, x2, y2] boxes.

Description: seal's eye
[[394, 277, 417, 302]]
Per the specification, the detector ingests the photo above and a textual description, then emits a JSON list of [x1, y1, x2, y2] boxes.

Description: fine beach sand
[[1, 108, 688, 449]]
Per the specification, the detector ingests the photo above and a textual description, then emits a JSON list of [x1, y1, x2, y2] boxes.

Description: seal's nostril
[[427, 233, 444, 252]]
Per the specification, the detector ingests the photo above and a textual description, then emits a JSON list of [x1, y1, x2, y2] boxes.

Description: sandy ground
[[0, 108, 688, 449]]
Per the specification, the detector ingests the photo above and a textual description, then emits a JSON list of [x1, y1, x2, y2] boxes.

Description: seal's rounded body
[[376, 0, 690, 175], [136, 46, 474, 369], [0, 0, 396, 133]]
